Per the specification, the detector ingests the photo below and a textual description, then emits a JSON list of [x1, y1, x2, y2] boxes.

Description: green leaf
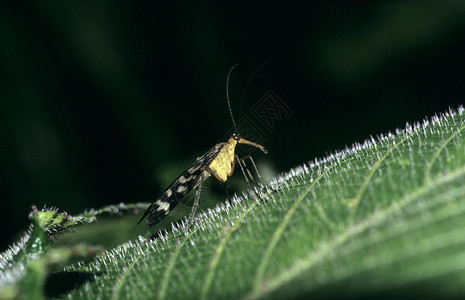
[[3, 107, 465, 299], [0, 204, 145, 299]]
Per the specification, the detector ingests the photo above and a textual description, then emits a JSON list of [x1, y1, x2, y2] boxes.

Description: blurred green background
[[2, 1, 465, 250]]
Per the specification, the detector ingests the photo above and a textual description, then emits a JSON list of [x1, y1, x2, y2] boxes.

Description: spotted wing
[[138, 143, 224, 227]]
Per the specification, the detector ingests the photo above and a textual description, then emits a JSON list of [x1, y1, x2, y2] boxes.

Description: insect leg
[[235, 154, 253, 187], [242, 155, 264, 181], [184, 170, 205, 234], [236, 155, 266, 184], [235, 154, 266, 203], [237, 155, 276, 194], [224, 182, 231, 200]]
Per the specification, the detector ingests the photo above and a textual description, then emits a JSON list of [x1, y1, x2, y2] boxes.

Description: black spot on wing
[[143, 201, 169, 227], [138, 144, 224, 227]]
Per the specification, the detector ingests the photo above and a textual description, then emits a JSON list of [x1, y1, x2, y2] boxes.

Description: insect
[[138, 65, 268, 232]]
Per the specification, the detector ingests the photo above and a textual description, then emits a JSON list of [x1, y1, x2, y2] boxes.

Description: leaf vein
[[348, 131, 413, 219], [424, 120, 465, 184], [244, 163, 465, 300], [158, 222, 203, 300], [200, 195, 259, 300], [252, 164, 334, 291]]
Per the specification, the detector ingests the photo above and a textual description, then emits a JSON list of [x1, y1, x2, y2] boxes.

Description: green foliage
[[0, 204, 146, 299], [2, 107, 465, 299]]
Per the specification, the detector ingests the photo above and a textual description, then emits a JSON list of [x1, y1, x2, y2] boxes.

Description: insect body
[[138, 65, 268, 230], [137, 133, 267, 227]]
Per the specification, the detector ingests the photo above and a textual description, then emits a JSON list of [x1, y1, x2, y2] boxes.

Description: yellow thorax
[[206, 134, 267, 182]]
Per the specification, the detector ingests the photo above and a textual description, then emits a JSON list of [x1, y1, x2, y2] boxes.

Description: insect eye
[[233, 133, 241, 140]]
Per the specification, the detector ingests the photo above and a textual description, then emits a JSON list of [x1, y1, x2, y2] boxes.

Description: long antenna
[[239, 62, 267, 119], [226, 64, 239, 133]]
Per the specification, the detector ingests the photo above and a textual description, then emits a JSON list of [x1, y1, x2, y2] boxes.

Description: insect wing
[[138, 144, 223, 226], [178, 175, 212, 208]]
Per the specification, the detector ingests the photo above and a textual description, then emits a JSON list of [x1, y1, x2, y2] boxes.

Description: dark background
[[2, 1, 465, 250]]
